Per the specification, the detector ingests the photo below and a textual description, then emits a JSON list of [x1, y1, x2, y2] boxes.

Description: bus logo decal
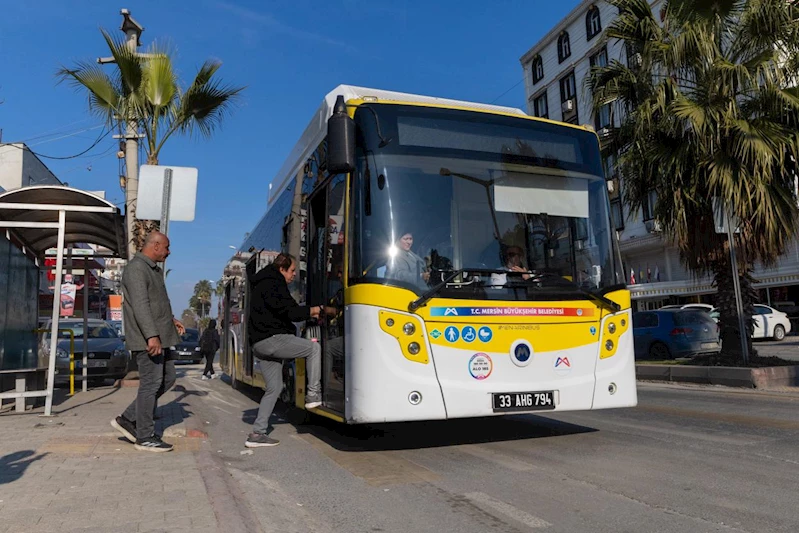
[[555, 356, 572, 374], [510, 340, 534, 367], [431, 306, 594, 317], [444, 308, 459, 316], [430, 329, 442, 339]]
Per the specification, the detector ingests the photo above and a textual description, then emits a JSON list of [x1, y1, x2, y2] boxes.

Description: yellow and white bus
[[220, 85, 637, 424]]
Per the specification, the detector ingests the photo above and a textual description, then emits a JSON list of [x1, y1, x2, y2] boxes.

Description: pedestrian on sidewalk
[[111, 231, 185, 453], [200, 319, 220, 380], [245, 253, 332, 449]]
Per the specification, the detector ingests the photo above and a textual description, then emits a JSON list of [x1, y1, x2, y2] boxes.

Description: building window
[[560, 72, 576, 103], [590, 46, 608, 69], [531, 56, 544, 84], [626, 42, 642, 68], [586, 6, 602, 41], [595, 103, 612, 130], [558, 32, 571, 63], [642, 190, 658, 221], [610, 199, 624, 230], [559, 71, 578, 123], [533, 92, 549, 119], [603, 153, 617, 178]]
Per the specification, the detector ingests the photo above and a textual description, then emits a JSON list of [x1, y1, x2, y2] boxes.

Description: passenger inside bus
[[386, 231, 430, 289]]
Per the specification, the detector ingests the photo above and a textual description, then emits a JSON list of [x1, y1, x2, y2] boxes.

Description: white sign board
[[712, 197, 740, 234], [136, 165, 198, 221]]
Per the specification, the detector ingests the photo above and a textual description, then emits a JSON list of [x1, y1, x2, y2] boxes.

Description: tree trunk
[[712, 257, 757, 363]]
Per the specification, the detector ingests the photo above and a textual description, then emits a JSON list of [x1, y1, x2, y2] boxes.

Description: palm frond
[[55, 62, 121, 123]]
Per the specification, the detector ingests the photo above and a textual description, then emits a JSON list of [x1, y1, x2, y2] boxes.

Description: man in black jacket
[[245, 253, 323, 448]]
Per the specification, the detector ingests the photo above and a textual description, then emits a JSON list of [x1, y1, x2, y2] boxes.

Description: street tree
[[180, 309, 198, 330], [589, 0, 799, 361], [57, 30, 244, 255], [192, 279, 213, 318]]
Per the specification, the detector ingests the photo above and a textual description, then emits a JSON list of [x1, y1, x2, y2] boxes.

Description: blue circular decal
[[462, 326, 477, 343], [477, 326, 493, 343], [510, 340, 534, 367], [444, 326, 460, 343]]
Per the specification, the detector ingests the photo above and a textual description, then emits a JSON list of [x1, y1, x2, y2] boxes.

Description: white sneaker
[[201, 375, 210, 381]]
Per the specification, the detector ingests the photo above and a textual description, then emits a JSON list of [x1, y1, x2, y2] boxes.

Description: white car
[[752, 304, 791, 341]]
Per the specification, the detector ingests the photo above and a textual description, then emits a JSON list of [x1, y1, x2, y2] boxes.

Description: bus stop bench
[[0, 369, 47, 413]]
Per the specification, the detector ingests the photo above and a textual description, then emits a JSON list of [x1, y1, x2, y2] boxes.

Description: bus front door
[[306, 175, 346, 414]]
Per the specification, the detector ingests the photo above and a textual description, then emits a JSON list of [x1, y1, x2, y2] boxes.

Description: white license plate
[[77, 360, 108, 368], [700, 342, 718, 349]]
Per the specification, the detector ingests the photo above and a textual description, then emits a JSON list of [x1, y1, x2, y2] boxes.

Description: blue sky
[[0, 0, 579, 315]]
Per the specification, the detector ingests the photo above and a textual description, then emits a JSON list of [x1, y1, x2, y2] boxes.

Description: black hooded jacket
[[248, 264, 311, 344]]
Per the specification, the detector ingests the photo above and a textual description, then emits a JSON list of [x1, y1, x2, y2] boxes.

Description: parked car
[[633, 309, 721, 360], [41, 319, 129, 385], [108, 320, 124, 337], [752, 304, 792, 341], [172, 328, 202, 363]]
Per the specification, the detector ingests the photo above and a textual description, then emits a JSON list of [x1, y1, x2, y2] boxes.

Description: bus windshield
[[351, 104, 624, 301]]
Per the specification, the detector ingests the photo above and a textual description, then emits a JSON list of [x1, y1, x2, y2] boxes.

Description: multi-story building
[[519, 0, 799, 311], [0, 143, 63, 191]]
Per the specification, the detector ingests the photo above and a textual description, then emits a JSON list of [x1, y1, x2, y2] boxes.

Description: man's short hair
[[273, 253, 295, 271]]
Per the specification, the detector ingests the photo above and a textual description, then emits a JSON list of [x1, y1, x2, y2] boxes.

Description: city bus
[[219, 85, 637, 424]]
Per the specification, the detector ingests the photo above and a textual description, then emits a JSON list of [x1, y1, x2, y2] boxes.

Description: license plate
[[700, 342, 718, 349], [179, 351, 193, 356], [492, 391, 555, 412], [77, 360, 107, 368]]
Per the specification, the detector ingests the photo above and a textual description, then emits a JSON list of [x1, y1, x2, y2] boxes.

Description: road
[[755, 337, 799, 361], [183, 368, 799, 533]]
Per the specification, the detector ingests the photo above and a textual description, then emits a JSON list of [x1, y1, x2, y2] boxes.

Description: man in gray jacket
[[111, 231, 185, 452]]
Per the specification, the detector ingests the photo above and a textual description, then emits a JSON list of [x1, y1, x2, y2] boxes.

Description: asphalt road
[[755, 337, 799, 361], [184, 368, 799, 533]]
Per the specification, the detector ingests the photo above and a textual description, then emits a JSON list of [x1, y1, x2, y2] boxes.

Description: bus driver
[[245, 253, 330, 448]]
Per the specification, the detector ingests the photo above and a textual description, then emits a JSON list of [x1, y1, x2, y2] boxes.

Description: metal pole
[[82, 269, 89, 392], [726, 205, 750, 364], [160, 168, 172, 278], [44, 210, 66, 416]]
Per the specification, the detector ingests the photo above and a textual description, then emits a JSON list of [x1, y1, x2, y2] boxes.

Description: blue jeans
[[251, 335, 321, 434]]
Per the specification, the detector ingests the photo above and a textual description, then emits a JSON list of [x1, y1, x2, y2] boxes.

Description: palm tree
[[57, 30, 244, 255], [589, 0, 799, 361], [214, 278, 225, 318], [180, 309, 198, 330], [193, 280, 213, 318]]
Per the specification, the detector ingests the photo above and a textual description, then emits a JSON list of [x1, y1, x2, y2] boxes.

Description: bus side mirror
[[327, 95, 355, 174]]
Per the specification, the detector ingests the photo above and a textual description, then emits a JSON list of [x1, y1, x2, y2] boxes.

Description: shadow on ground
[[0, 450, 48, 485], [225, 376, 597, 452]]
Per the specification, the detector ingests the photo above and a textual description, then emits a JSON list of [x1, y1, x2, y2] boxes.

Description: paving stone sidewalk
[[0, 369, 217, 533]]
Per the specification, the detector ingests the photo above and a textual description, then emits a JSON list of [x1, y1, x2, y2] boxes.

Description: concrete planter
[[636, 364, 799, 389]]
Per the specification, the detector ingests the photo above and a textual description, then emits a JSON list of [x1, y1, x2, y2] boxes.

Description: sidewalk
[[0, 367, 216, 533]]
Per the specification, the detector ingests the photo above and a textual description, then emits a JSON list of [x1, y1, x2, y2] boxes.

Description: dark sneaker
[[134, 435, 173, 453], [304, 394, 322, 410], [111, 416, 136, 443], [245, 433, 280, 448]]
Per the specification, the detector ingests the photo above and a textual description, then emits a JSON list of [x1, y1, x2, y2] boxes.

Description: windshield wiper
[[408, 268, 506, 312], [530, 273, 621, 313]]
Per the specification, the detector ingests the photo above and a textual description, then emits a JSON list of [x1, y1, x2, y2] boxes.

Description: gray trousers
[[252, 335, 321, 435], [122, 351, 176, 440]]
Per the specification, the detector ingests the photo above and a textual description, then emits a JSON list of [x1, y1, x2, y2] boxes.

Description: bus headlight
[[408, 342, 420, 355], [403, 323, 416, 335]]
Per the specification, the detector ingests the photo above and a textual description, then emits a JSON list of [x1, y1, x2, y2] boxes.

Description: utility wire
[[1, 128, 113, 160], [489, 76, 527, 105]]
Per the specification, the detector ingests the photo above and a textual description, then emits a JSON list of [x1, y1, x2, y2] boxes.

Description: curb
[[636, 364, 799, 389]]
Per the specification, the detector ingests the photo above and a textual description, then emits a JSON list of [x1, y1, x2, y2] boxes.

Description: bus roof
[[266, 85, 528, 206]]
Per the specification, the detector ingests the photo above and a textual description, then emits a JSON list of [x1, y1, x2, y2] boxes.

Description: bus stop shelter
[[0, 186, 126, 415]]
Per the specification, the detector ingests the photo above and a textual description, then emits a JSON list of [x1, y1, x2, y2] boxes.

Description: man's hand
[[309, 306, 321, 319], [173, 318, 185, 335], [324, 305, 338, 317], [510, 266, 532, 280], [147, 337, 163, 356]]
